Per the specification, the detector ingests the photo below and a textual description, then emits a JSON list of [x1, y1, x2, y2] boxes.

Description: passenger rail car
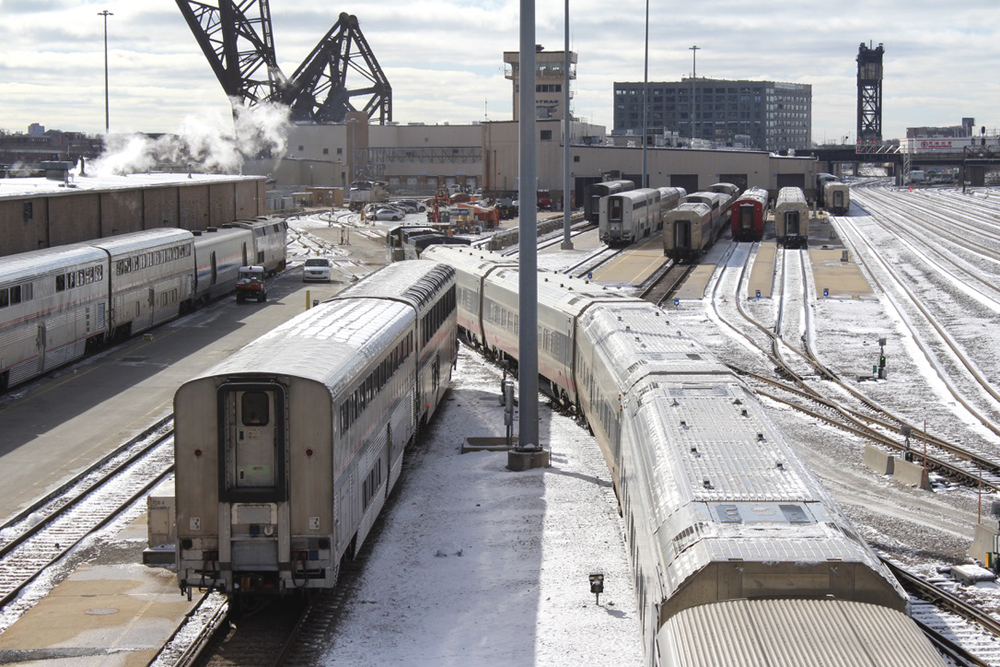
[[174, 260, 457, 599], [816, 172, 838, 208], [599, 187, 685, 247], [424, 245, 944, 667], [730, 186, 769, 242], [823, 179, 851, 215], [705, 181, 740, 211], [234, 218, 288, 275], [663, 190, 729, 262], [584, 179, 635, 224], [191, 225, 254, 305], [774, 186, 810, 247], [0, 223, 287, 392]]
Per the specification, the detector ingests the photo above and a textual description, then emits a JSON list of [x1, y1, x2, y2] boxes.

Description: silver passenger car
[[174, 260, 457, 598], [424, 245, 944, 667], [191, 225, 254, 304], [0, 244, 109, 391], [775, 186, 810, 247]]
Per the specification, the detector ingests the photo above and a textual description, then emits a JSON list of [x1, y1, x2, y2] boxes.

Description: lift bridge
[[176, 1, 392, 124]]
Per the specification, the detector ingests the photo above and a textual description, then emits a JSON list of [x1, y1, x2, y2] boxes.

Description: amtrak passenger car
[[424, 245, 944, 667], [599, 187, 685, 247], [775, 186, 810, 247], [0, 222, 287, 392], [173, 260, 457, 598]]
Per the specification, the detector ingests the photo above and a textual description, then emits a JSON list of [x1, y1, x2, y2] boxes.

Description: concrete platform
[[811, 247, 874, 299], [0, 514, 195, 666], [591, 233, 666, 285], [746, 241, 777, 299]]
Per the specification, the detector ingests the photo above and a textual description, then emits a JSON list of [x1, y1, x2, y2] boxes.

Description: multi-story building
[[613, 78, 811, 152]]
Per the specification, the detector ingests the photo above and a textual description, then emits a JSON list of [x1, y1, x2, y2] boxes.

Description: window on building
[[540, 130, 552, 141]]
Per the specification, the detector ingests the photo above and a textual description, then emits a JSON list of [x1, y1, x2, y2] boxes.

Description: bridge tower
[[856, 42, 884, 151]]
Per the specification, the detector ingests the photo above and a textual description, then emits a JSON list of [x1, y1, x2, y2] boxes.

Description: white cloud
[[1, 1, 998, 140]]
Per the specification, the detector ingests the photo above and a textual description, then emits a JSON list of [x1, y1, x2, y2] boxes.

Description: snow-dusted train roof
[[185, 297, 413, 396]]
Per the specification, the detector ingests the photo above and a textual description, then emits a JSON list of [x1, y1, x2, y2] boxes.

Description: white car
[[372, 208, 405, 221], [302, 257, 333, 282]]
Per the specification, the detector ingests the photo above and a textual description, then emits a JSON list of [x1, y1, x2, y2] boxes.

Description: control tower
[[503, 45, 576, 121]]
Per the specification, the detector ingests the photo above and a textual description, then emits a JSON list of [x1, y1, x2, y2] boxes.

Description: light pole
[[689, 45, 699, 143], [98, 10, 113, 133], [641, 0, 649, 186]]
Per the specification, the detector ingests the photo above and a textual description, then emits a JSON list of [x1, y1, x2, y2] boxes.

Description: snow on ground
[[290, 188, 1000, 662], [320, 347, 642, 666]]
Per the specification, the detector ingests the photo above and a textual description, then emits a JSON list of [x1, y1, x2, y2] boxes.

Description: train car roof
[[0, 243, 107, 282], [658, 599, 944, 667], [734, 187, 769, 205], [182, 296, 413, 396], [776, 187, 809, 206], [87, 228, 194, 254], [665, 202, 712, 218], [421, 245, 518, 278], [682, 191, 727, 206], [332, 260, 454, 311], [487, 266, 641, 316]]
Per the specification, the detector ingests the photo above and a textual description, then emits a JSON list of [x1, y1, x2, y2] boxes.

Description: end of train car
[[174, 260, 457, 601], [774, 186, 809, 248], [730, 187, 769, 242]]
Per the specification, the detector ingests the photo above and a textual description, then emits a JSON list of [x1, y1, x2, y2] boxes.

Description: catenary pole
[[517, 0, 539, 452], [562, 0, 573, 249]]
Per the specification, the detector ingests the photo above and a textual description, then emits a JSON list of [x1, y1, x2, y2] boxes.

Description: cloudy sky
[[2, 0, 998, 143]]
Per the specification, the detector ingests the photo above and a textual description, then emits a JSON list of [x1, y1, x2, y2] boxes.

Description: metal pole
[[517, 0, 539, 452], [641, 0, 649, 186], [99, 10, 113, 134], [561, 0, 573, 249], [689, 45, 699, 144]]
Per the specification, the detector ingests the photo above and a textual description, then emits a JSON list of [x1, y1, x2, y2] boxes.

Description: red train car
[[730, 187, 769, 242]]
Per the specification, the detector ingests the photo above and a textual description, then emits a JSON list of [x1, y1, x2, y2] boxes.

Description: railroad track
[[0, 416, 175, 633]]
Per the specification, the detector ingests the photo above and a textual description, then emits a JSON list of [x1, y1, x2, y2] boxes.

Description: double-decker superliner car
[[0, 244, 110, 391], [92, 229, 196, 338], [584, 179, 635, 224], [423, 245, 944, 667], [0, 225, 288, 393], [173, 260, 457, 600], [775, 186, 810, 247], [599, 187, 686, 247], [730, 186, 770, 242], [705, 181, 740, 211]]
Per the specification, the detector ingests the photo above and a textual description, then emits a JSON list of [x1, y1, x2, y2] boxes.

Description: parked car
[[397, 199, 427, 213], [372, 208, 405, 221], [302, 257, 333, 282]]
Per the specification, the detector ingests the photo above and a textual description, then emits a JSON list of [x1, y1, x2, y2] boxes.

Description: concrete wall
[[0, 197, 49, 255], [100, 190, 145, 236]]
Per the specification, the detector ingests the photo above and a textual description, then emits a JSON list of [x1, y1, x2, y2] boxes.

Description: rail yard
[[2, 183, 1000, 664]]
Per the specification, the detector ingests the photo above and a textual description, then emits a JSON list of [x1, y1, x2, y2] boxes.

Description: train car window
[[21, 283, 32, 301], [78, 269, 86, 285], [67, 272, 76, 289], [96, 265, 103, 281], [56, 275, 65, 292], [0, 288, 7, 308], [9, 285, 20, 305], [241, 391, 270, 426]]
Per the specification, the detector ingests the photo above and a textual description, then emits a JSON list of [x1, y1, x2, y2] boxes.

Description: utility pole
[[98, 10, 113, 133], [689, 45, 699, 143], [641, 0, 649, 186]]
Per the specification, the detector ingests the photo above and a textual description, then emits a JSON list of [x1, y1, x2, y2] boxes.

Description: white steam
[[85, 99, 291, 177]]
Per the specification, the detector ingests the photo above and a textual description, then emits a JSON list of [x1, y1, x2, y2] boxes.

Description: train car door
[[608, 197, 623, 241], [36, 322, 46, 373], [784, 212, 800, 238], [219, 385, 286, 500], [832, 191, 845, 211], [674, 220, 692, 253], [738, 204, 754, 235]]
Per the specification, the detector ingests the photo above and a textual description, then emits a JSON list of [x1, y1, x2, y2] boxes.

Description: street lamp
[[98, 10, 113, 133]]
